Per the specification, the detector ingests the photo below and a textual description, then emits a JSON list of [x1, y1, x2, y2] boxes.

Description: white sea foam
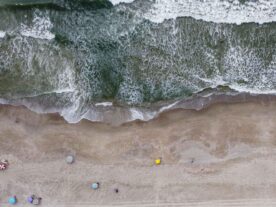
[[197, 76, 227, 87], [141, 0, 276, 24], [0, 31, 6, 38], [129, 108, 147, 121], [229, 84, 276, 95], [95, 102, 113, 107], [159, 101, 179, 113], [110, 0, 135, 5], [198, 75, 276, 95], [129, 108, 156, 122], [20, 11, 55, 40], [32, 89, 75, 97]]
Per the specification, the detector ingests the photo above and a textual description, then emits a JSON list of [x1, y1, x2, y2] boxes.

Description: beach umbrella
[[32, 197, 41, 205], [0, 163, 6, 170], [155, 158, 161, 165], [8, 196, 17, 205], [66, 155, 74, 164], [27, 195, 34, 203], [0, 159, 8, 165], [91, 182, 99, 190]]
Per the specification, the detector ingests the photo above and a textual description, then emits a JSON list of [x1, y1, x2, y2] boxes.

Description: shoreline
[[1, 92, 276, 125], [1, 100, 276, 206]]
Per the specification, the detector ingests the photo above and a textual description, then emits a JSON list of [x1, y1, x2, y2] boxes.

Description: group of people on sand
[[1, 159, 42, 205], [7, 195, 42, 205], [1, 155, 161, 205]]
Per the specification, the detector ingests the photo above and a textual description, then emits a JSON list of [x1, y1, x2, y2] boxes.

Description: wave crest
[[121, 0, 276, 24]]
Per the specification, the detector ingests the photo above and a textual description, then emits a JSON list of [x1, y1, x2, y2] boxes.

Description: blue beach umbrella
[[8, 196, 17, 205], [91, 182, 99, 190]]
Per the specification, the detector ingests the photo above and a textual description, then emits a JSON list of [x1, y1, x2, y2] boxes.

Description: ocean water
[[0, 0, 275, 123]]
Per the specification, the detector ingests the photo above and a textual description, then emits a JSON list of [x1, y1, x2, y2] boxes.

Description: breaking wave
[[20, 11, 55, 40], [109, 0, 135, 5], [0, 31, 5, 38], [142, 0, 276, 24]]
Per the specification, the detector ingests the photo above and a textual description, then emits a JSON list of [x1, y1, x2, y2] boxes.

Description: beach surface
[[1, 101, 276, 206]]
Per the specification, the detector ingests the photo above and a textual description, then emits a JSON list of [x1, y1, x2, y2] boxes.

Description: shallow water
[[0, 0, 275, 123]]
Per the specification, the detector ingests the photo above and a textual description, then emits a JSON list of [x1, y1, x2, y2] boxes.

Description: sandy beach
[[1, 101, 276, 206]]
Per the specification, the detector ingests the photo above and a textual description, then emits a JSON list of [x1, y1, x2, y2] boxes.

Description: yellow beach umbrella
[[155, 158, 161, 165]]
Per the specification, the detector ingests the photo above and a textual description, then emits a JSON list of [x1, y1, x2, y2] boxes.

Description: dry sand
[[1, 101, 276, 206]]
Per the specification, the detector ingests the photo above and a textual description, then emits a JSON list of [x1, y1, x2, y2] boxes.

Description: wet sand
[[1, 101, 276, 206]]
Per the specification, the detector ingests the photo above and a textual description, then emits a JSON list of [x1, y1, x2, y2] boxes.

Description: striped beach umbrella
[[0, 163, 6, 170]]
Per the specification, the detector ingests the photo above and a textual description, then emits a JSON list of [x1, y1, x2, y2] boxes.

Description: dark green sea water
[[0, 0, 275, 122]]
